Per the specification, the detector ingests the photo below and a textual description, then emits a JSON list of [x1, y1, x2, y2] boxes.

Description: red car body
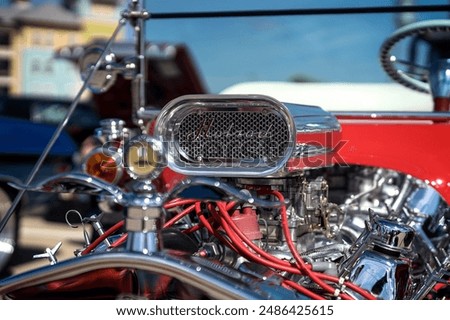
[[338, 116, 450, 203]]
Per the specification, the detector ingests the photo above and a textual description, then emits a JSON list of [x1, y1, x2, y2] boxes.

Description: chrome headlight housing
[[125, 135, 166, 180], [154, 94, 296, 177]]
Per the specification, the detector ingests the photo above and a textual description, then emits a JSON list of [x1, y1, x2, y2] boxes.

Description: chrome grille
[[178, 111, 290, 163]]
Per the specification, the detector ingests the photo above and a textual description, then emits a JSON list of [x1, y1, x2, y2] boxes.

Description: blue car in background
[[0, 96, 100, 146], [0, 115, 77, 273]]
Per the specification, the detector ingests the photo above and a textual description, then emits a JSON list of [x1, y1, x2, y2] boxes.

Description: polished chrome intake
[[155, 94, 296, 177], [285, 103, 341, 170]]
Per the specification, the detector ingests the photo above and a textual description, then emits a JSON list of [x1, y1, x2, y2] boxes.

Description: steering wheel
[[380, 19, 450, 94]]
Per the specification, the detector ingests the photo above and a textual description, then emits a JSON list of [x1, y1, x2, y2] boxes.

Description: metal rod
[[149, 5, 450, 19], [334, 111, 450, 120], [0, 252, 261, 299], [0, 19, 127, 234], [129, 0, 149, 127]]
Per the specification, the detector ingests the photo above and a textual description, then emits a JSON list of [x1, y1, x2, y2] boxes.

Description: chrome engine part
[[155, 95, 342, 177], [340, 217, 416, 299], [155, 95, 296, 177], [191, 166, 450, 299]]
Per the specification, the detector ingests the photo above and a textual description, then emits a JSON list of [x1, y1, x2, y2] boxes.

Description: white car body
[[221, 81, 433, 112]]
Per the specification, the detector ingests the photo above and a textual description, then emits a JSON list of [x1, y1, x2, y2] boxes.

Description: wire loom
[[81, 195, 378, 300]]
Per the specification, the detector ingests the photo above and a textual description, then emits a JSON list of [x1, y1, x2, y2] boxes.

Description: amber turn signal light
[[83, 148, 122, 184]]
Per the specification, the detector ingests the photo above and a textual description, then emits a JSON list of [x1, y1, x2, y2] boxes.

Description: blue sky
[[1, 0, 448, 93], [144, 1, 449, 92]]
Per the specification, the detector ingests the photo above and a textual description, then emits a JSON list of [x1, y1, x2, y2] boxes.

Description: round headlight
[[125, 135, 165, 180], [82, 148, 123, 184]]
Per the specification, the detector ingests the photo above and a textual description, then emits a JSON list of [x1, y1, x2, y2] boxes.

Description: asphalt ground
[[3, 194, 95, 277], [6, 215, 85, 275]]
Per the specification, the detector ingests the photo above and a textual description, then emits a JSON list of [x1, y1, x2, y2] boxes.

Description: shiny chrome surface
[[406, 184, 445, 259], [126, 231, 160, 254], [125, 134, 166, 180], [285, 104, 341, 133], [12, 172, 284, 209], [285, 103, 341, 170], [0, 252, 284, 299], [406, 185, 442, 216], [405, 184, 450, 299], [11, 172, 163, 211], [94, 118, 127, 143], [430, 58, 450, 98], [79, 47, 118, 94], [11, 172, 127, 199], [334, 111, 450, 120], [347, 250, 413, 299], [341, 216, 416, 299], [413, 256, 450, 300], [372, 219, 415, 252], [155, 94, 296, 177], [126, 207, 163, 253]]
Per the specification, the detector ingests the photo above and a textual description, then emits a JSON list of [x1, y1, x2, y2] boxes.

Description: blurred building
[[0, 0, 124, 98]]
